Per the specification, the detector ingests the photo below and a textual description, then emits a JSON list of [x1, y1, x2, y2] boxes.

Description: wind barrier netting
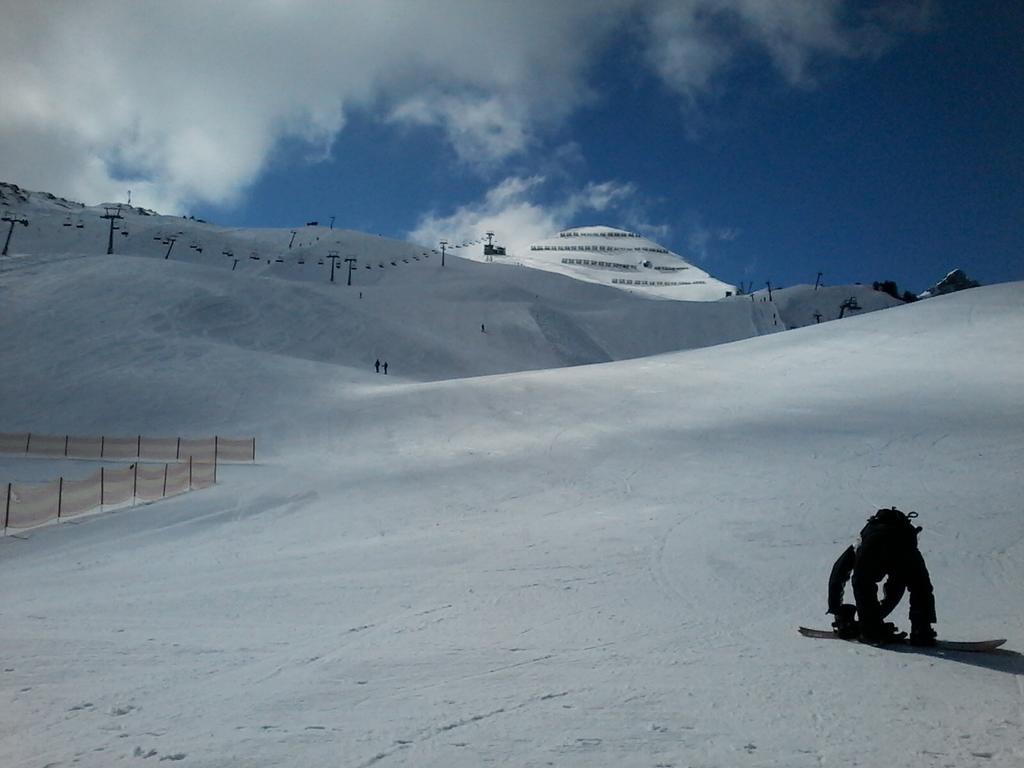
[[3, 458, 217, 531], [0, 432, 255, 463], [1, 431, 253, 533]]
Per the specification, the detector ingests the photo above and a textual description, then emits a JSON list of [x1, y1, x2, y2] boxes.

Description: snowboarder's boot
[[859, 621, 905, 645], [909, 624, 937, 647]]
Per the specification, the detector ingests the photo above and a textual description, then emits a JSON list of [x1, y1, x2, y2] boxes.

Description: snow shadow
[[891, 645, 1024, 675]]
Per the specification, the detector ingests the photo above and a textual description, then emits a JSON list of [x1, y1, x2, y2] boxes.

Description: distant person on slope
[[383, 361, 388, 375], [374, 359, 380, 374], [827, 507, 937, 646]]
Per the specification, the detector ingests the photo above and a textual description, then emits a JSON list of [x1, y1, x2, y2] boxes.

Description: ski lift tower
[[1, 212, 29, 257], [101, 205, 124, 254], [327, 251, 341, 283], [440, 239, 448, 268], [163, 235, 178, 259], [483, 231, 505, 261]]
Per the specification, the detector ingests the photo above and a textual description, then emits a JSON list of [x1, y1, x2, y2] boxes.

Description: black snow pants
[[851, 537, 936, 630]]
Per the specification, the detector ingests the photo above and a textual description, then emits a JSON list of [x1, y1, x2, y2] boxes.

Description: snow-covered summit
[[918, 268, 981, 299], [521, 225, 735, 300], [1, 181, 87, 214]]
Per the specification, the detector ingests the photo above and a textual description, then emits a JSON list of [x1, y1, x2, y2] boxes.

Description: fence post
[[25, 432, 31, 454], [4, 482, 10, 535], [64, 434, 69, 457], [214, 437, 219, 484], [137, 434, 141, 459], [101, 435, 105, 458], [100, 467, 105, 506], [133, 461, 138, 504], [162, 463, 168, 497], [252, 437, 256, 463], [188, 455, 193, 489], [176, 436, 181, 460], [57, 477, 64, 520]]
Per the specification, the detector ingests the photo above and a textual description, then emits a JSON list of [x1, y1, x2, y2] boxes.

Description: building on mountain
[[524, 226, 734, 301]]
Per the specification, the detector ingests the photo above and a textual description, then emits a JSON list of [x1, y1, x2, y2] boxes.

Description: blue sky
[[2, 1, 1021, 293]]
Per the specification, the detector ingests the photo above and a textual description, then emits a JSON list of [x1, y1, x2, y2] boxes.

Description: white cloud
[[685, 215, 741, 263], [388, 93, 531, 168], [566, 181, 637, 213], [0, 1, 623, 211], [642, 0, 931, 98], [0, 1, 929, 212], [407, 176, 638, 257], [630, 221, 673, 242]]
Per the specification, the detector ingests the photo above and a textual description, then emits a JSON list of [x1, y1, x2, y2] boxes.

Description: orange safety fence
[[3, 457, 218, 533], [0, 432, 255, 463]]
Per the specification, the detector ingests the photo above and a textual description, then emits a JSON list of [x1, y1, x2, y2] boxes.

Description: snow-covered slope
[[2, 182, 1022, 768], [758, 282, 904, 329], [0, 183, 905, 382]]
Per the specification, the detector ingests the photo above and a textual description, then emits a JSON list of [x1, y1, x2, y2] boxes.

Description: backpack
[[860, 507, 923, 549]]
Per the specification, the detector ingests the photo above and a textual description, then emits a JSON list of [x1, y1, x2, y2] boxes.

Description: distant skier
[[374, 359, 380, 374], [827, 507, 937, 646], [481, 323, 486, 333], [383, 361, 388, 375]]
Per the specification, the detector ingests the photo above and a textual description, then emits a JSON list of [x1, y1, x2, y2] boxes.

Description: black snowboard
[[798, 626, 1006, 653]]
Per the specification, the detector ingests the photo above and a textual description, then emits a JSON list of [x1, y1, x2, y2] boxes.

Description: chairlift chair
[[75, 219, 84, 228], [63, 216, 72, 227]]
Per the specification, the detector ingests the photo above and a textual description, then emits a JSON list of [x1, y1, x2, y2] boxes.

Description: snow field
[[0, 196, 1022, 766]]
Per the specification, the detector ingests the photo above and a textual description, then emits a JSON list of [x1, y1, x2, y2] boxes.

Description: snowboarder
[[383, 361, 388, 375], [827, 507, 937, 646], [374, 359, 380, 373]]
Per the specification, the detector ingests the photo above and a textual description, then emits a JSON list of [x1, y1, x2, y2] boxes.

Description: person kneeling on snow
[[827, 507, 937, 646]]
